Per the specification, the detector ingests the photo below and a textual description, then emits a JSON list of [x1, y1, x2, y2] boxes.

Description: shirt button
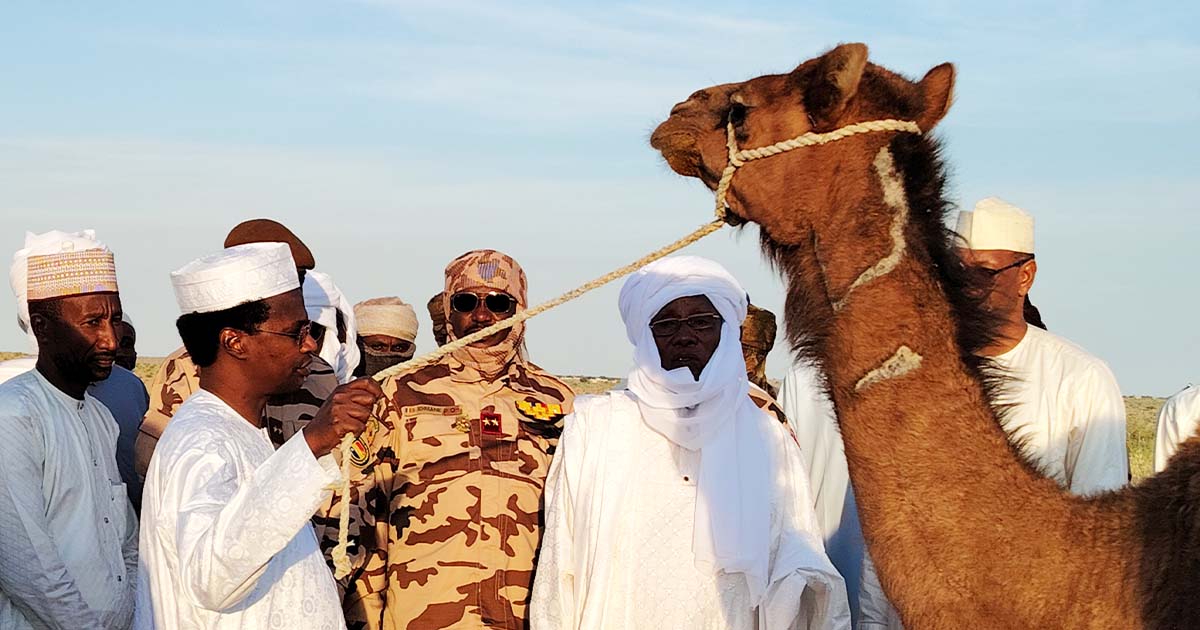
[[104, 518, 110, 524], [683, 476, 690, 482]]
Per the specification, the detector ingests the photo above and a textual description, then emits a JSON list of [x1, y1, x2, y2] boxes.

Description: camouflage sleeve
[[135, 353, 197, 479], [336, 395, 400, 630]]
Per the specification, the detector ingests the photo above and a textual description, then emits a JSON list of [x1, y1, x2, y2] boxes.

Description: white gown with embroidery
[[135, 390, 345, 630]]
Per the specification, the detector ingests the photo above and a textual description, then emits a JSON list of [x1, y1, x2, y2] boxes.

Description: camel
[[650, 43, 1200, 629]]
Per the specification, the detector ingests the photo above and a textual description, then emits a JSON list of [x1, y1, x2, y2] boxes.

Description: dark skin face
[[246, 290, 317, 396], [651, 295, 723, 380], [360, 334, 414, 355], [30, 293, 122, 399], [201, 289, 318, 426], [448, 286, 517, 347], [115, 321, 137, 371], [957, 248, 1037, 354]]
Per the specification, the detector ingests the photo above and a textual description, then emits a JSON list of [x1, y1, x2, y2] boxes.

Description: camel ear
[[918, 63, 955, 130], [797, 43, 869, 129]]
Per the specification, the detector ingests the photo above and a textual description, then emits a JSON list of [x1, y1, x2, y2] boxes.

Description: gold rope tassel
[[329, 115, 923, 580]]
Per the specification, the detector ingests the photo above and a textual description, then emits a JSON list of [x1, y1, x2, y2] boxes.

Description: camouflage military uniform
[[749, 382, 788, 425], [741, 303, 779, 399], [135, 346, 338, 477], [317, 358, 573, 629]]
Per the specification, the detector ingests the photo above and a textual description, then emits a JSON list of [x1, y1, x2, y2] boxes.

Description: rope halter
[[712, 117, 923, 220]]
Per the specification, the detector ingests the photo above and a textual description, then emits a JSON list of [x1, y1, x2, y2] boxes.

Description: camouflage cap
[[741, 303, 777, 352], [443, 249, 528, 308]]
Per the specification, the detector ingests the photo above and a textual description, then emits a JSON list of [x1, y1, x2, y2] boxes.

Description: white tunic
[[854, 325, 1130, 630], [0, 356, 37, 385], [777, 363, 864, 624], [991, 325, 1129, 495], [530, 391, 850, 630], [0, 369, 139, 629], [1154, 384, 1200, 472], [134, 390, 345, 630]]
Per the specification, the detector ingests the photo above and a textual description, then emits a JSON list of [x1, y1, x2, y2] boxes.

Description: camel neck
[[780, 145, 1129, 625]]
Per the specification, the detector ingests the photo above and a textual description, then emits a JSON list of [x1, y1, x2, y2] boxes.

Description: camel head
[[650, 43, 956, 246]]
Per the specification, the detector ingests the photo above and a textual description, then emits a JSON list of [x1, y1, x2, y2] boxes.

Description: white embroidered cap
[[171, 242, 299, 314], [9, 229, 110, 352], [954, 197, 1035, 254]]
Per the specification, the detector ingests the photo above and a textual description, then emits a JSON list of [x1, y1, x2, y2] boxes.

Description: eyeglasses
[[450, 291, 516, 315], [649, 313, 724, 338], [976, 256, 1034, 277], [256, 322, 313, 349]]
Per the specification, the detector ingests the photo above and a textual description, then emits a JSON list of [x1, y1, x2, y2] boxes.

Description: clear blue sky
[[1, 1, 1197, 395]]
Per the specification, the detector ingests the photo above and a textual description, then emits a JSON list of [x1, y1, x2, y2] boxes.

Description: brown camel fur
[[650, 43, 1200, 629]]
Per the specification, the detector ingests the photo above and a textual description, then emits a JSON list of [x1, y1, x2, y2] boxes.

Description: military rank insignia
[[516, 400, 566, 422], [348, 418, 379, 467], [480, 411, 503, 436]]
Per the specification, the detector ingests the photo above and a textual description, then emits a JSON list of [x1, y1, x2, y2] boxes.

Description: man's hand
[[304, 378, 384, 457]]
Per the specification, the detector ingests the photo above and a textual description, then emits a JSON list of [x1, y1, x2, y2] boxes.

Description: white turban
[[617, 255, 771, 604], [354, 297, 418, 343], [303, 271, 361, 384], [9, 229, 109, 353]]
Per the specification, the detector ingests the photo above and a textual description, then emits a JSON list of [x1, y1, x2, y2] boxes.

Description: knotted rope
[[330, 114, 922, 579]]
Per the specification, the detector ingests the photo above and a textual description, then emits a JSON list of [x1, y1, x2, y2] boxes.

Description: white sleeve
[[1154, 390, 1200, 473], [529, 412, 582, 630], [0, 408, 105, 629], [856, 553, 903, 630], [166, 430, 339, 612], [761, 420, 851, 630], [1064, 365, 1129, 495]]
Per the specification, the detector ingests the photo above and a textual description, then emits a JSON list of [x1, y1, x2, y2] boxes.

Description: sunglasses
[[256, 321, 313, 349], [450, 291, 517, 315], [649, 313, 724, 338], [977, 256, 1035, 277]]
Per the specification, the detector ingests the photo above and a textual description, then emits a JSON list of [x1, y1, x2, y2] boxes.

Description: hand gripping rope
[[330, 116, 922, 578]]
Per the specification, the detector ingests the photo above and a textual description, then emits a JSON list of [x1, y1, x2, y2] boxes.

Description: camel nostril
[[670, 101, 690, 116]]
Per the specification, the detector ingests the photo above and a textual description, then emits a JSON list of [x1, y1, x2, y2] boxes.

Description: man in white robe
[[530, 255, 849, 630], [855, 197, 1129, 629], [135, 242, 382, 629], [1154, 383, 1200, 472], [0, 233, 138, 628]]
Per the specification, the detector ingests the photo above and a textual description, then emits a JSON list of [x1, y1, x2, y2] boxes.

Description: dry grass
[[1126, 396, 1165, 483], [0, 351, 1167, 481]]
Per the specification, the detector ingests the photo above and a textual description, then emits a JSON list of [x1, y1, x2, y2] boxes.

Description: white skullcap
[[171, 242, 299, 315], [354, 297, 418, 343], [954, 197, 1035, 254], [9, 229, 109, 353], [302, 271, 361, 384]]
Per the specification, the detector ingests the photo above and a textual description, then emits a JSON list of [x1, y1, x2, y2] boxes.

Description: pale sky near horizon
[[1, 1, 1197, 395]]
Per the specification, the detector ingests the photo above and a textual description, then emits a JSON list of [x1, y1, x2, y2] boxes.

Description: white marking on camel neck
[[856, 345, 924, 392], [831, 147, 910, 312]]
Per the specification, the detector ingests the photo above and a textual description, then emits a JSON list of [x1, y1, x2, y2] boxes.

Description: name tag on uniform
[[400, 404, 462, 417]]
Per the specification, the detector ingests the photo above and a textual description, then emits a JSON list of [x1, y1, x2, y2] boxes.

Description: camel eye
[[729, 101, 749, 126]]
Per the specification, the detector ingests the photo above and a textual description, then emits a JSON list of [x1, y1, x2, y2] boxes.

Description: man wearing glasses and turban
[[320, 249, 575, 630]]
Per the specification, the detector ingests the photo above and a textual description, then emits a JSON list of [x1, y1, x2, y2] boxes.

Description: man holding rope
[[135, 243, 381, 629], [318, 249, 574, 630]]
